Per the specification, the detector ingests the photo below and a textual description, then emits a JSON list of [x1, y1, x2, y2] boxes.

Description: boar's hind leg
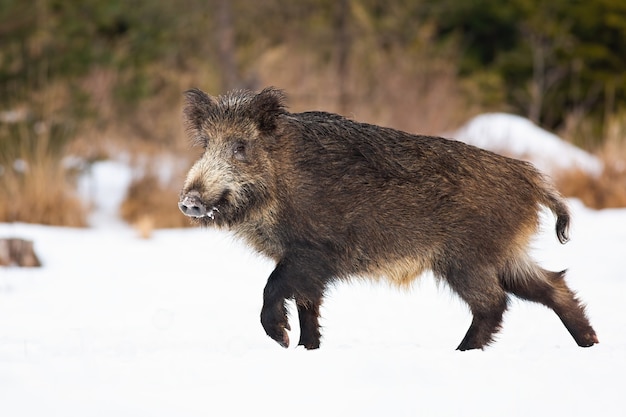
[[502, 268, 598, 347], [445, 266, 509, 351]]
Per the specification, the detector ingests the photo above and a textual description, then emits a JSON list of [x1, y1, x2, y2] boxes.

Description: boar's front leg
[[296, 297, 323, 349], [261, 262, 292, 348], [260, 255, 329, 349]]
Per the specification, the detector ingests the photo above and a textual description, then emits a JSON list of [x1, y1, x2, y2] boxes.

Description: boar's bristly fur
[[178, 87, 598, 351]]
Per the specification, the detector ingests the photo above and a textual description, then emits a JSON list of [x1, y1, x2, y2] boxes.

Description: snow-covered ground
[[2, 202, 624, 417], [1, 115, 625, 416]]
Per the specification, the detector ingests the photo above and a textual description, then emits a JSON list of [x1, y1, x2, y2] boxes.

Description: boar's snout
[[178, 191, 207, 218]]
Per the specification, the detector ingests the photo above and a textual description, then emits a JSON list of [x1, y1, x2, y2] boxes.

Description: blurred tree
[[334, 0, 351, 113], [216, 0, 241, 91], [1, 0, 624, 144], [427, 0, 626, 135]]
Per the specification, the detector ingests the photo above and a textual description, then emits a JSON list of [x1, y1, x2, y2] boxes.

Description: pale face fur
[[179, 88, 282, 232]]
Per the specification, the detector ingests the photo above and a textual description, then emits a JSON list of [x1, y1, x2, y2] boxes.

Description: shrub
[[0, 156, 87, 227], [119, 171, 191, 237], [556, 163, 626, 209]]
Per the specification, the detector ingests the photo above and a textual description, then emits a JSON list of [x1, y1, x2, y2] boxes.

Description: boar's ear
[[183, 88, 216, 131], [251, 87, 287, 134]]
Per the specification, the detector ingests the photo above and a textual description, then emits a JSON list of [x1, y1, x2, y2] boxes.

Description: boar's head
[[179, 87, 286, 228]]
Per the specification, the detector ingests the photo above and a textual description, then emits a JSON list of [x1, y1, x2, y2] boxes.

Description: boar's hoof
[[266, 324, 290, 349], [261, 312, 291, 348], [575, 331, 599, 347], [298, 335, 321, 350], [178, 192, 207, 218]]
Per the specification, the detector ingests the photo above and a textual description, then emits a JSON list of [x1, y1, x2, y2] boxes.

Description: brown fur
[[179, 87, 598, 350]]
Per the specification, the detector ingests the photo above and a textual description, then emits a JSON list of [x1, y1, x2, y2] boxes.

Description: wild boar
[[178, 87, 598, 351]]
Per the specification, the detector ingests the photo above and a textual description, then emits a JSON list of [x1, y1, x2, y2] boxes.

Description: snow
[[2, 205, 625, 416], [2, 114, 625, 416], [453, 113, 603, 176], [77, 160, 134, 229]]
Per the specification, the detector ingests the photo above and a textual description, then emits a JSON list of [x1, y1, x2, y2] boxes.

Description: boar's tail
[[539, 183, 571, 244]]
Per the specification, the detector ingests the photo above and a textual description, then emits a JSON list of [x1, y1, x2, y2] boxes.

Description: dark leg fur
[[444, 265, 510, 351], [503, 269, 598, 347], [260, 255, 330, 349], [260, 262, 293, 348], [456, 296, 509, 351], [296, 299, 322, 349]]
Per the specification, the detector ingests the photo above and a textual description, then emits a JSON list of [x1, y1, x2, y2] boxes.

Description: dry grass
[[556, 120, 626, 209], [0, 150, 87, 227], [119, 171, 192, 236], [254, 42, 474, 136], [0, 77, 89, 226], [556, 164, 626, 209], [2, 65, 199, 231]]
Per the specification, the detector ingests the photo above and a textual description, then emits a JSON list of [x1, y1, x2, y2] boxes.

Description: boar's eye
[[232, 142, 247, 161]]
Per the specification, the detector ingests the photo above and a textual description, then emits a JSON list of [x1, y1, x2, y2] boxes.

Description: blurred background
[[1, 0, 626, 233]]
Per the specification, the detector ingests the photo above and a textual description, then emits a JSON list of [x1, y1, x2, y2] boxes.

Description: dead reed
[[119, 171, 192, 234]]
